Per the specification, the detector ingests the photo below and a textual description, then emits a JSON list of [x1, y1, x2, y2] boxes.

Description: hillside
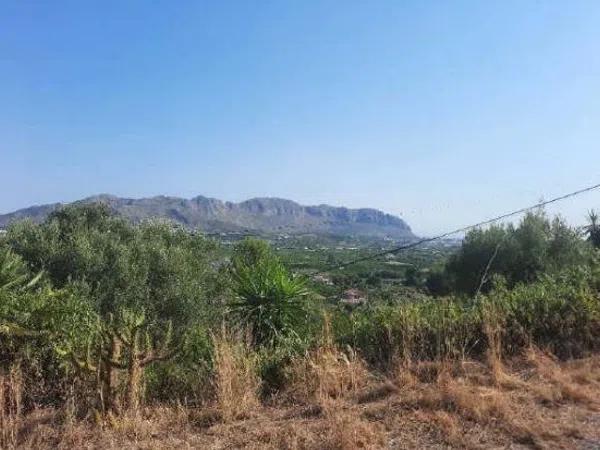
[[0, 194, 415, 239]]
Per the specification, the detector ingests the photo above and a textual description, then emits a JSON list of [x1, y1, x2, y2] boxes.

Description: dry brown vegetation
[[212, 330, 261, 422], [285, 319, 371, 406], [0, 366, 22, 449], [4, 346, 600, 450]]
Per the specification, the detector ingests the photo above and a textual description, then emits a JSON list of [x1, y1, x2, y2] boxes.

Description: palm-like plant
[[585, 210, 600, 249], [0, 248, 42, 292], [229, 256, 309, 347], [0, 248, 43, 336]]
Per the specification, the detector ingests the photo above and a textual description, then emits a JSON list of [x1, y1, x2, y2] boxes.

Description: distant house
[[340, 288, 367, 306], [312, 274, 334, 286]]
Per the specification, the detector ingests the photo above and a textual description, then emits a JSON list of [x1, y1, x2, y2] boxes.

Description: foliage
[[428, 211, 592, 295], [0, 248, 45, 336], [483, 268, 599, 356], [3, 204, 223, 410], [230, 237, 272, 273], [228, 238, 313, 348], [2, 203, 600, 418], [335, 267, 600, 365], [0, 248, 42, 294], [586, 210, 600, 248]]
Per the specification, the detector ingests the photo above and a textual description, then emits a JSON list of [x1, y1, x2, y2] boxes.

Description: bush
[[485, 268, 600, 357], [429, 211, 593, 296], [335, 268, 600, 365], [2, 203, 600, 420], [3, 204, 224, 410]]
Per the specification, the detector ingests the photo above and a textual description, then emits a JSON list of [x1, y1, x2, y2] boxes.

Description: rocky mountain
[[0, 194, 415, 239]]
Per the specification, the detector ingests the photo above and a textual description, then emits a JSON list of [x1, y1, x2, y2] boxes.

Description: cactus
[[113, 310, 175, 410], [60, 309, 176, 412]]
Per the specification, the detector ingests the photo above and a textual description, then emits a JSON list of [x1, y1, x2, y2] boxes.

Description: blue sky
[[1, 1, 599, 235]]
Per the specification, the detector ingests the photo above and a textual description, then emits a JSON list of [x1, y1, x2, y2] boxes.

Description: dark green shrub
[[483, 268, 600, 357], [429, 211, 592, 296], [335, 267, 600, 365], [4, 204, 224, 409]]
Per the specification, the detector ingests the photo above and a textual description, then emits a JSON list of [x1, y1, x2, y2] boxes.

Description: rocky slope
[[0, 194, 414, 239]]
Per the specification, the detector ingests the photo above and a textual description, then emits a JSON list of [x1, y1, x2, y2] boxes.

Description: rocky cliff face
[[0, 195, 414, 239]]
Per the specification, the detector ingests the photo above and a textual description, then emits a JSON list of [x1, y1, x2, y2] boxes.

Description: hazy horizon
[[2, 1, 600, 235]]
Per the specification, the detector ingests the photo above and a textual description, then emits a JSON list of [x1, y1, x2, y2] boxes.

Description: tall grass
[[286, 316, 369, 405], [211, 329, 260, 422], [334, 269, 600, 366], [0, 365, 22, 449]]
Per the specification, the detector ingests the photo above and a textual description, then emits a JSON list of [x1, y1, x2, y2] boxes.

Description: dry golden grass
[[320, 407, 386, 450], [10, 351, 600, 449], [287, 344, 371, 405], [212, 330, 260, 422], [524, 347, 600, 409], [284, 334, 384, 449], [0, 365, 22, 450], [286, 318, 371, 406], [418, 410, 465, 447]]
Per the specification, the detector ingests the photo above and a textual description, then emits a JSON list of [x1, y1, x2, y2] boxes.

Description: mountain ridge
[[0, 195, 415, 239]]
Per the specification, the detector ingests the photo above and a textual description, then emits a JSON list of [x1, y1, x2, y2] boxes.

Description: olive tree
[[5, 204, 222, 412], [429, 211, 592, 296]]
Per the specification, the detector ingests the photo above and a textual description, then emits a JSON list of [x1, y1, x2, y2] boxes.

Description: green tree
[[230, 237, 272, 272], [5, 204, 222, 411], [430, 211, 591, 296], [404, 265, 422, 287]]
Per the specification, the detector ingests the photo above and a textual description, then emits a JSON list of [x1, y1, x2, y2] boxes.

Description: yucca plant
[[0, 248, 42, 293], [0, 248, 44, 337], [229, 255, 310, 348], [586, 210, 600, 249]]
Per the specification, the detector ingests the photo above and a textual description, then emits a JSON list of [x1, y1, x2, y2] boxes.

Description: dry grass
[[9, 351, 600, 449], [0, 365, 23, 450], [212, 330, 260, 422], [287, 344, 370, 405], [387, 352, 600, 449], [320, 407, 386, 450], [283, 336, 384, 449], [523, 347, 600, 409], [286, 317, 371, 406], [418, 410, 464, 447]]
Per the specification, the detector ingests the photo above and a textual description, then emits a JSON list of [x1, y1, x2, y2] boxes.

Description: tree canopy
[[428, 211, 592, 296]]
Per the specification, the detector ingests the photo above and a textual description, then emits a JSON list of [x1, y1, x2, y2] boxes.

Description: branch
[[139, 322, 176, 367], [475, 243, 501, 298], [140, 347, 178, 367], [101, 355, 128, 370], [67, 342, 98, 373]]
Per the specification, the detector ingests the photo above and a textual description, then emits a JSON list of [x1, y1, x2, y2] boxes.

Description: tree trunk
[[101, 337, 121, 413], [126, 330, 142, 412], [126, 356, 141, 412]]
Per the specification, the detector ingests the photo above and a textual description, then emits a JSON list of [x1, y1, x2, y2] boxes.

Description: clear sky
[[1, 1, 599, 235]]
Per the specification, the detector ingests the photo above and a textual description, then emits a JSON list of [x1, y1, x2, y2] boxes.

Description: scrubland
[[2, 204, 600, 449]]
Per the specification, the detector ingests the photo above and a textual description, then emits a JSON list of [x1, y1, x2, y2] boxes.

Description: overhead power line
[[315, 181, 600, 275]]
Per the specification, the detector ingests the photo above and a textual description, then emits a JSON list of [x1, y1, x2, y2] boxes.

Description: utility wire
[[315, 181, 600, 275]]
